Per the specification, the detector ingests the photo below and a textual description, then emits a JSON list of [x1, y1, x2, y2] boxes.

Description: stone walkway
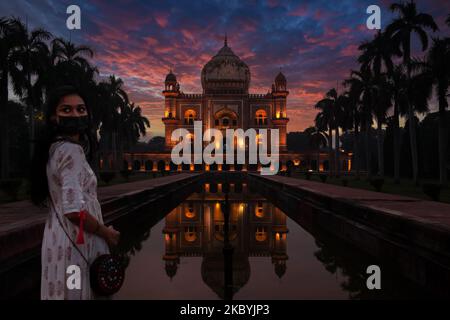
[[0, 173, 198, 236], [255, 175, 450, 231]]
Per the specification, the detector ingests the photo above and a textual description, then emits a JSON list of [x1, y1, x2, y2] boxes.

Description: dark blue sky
[[2, 0, 449, 136]]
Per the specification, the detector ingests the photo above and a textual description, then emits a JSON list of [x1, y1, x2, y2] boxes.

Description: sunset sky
[[2, 0, 449, 138]]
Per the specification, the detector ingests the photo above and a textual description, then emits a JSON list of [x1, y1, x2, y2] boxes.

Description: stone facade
[[162, 37, 289, 153]]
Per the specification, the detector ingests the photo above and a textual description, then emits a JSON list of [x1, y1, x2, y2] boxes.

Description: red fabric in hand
[[76, 210, 88, 244]]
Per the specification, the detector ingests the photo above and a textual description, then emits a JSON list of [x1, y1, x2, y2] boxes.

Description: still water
[[0, 180, 428, 299], [112, 181, 426, 300]]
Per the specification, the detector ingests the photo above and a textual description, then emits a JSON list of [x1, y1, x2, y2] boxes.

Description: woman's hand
[[104, 226, 121, 247]]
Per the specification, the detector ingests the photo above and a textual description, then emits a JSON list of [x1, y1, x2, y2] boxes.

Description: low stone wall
[[248, 173, 450, 297], [0, 173, 201, 272]]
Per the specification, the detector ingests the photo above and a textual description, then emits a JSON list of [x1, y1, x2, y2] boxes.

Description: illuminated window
[[184, 226, 197, 242], [184, 109, 196, 125], [255, 201, 264, 218], [255, 227, 267, 242], [255, 109, 267, 125], [185, 203, 195, 218]]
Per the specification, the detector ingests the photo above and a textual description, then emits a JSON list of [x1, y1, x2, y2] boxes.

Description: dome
[[201, 252, 250, 299], [201, 38, 250, 94], [165, 70, 177, 83]]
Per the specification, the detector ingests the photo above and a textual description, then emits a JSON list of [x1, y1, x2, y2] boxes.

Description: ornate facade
[[162, 37, 289, 155], [117, 37, 352, 173]]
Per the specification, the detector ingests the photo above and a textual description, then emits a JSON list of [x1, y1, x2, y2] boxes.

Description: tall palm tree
[[121, 102, 150, 150], [344, 68, 376, 178], [386, 0, 438, 184], [373, 74, 393, 176], [412, 38, 450, 184], [358, 30, 401, 179], [315, 89, 339, 175], [389, 65, 409, 183], [0, 17, 24, 179], [344, 82, 363, 179], [98, 75, 129, 170], [51, 37, 93, 68], [358, 30, 400, 76], [334, 93, 349, 177], [306, 126, 327, 171], [8, 18, 51, 157], [314, 111, 333, 174]]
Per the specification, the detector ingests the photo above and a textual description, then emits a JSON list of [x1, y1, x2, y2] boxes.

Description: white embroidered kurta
[[41, 140, 109, 300]]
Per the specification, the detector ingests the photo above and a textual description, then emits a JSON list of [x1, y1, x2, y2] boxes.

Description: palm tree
[[344, 68, 376, 178], [412, 38, 449, 183], [121, 102, 150, 150], [358, 30, 402, 178], [98, 75, 129, 170], [334, 93, 349, 177], [389, 65, 409, 183], [358, 30, 400, 76], [51, 37, 93, 68], [0, 18, 24, 179], [306, 126, 327, 171], [314, 112, 332, 173], [315, 89, 339, 175], [8, 18, 51, 157], [373, 74, 393, 176], [344, 83, 362, 179], [386, 0, 438, 184]]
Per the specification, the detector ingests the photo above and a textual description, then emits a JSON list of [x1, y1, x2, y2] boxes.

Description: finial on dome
[[224, 33, 228, 46]]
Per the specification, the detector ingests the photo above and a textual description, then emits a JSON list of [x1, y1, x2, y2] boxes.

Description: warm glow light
[[164, 110, 169, 117], [276, 112, 280, 119], [276, 232, 280, 240]]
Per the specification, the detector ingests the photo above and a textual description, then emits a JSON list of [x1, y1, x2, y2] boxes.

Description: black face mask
[[56, 116, 89, 135]]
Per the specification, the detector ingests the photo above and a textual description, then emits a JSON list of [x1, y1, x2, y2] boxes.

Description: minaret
[[162, 69, 180, 150], [272, 70, 289, 152]]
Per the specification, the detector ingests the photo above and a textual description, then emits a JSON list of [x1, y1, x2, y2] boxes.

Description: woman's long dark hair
[[30, 86, 97, 207]]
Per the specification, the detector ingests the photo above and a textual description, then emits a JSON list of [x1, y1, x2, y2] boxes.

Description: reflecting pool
[[113, 181, 427, 300]]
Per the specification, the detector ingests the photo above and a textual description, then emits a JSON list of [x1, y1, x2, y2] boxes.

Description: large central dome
[[201, 37, 250, 94]]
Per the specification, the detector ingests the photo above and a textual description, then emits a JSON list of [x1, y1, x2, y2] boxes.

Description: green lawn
[[289, 171, 450, 204]]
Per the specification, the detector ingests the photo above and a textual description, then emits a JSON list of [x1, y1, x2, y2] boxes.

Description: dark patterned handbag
[[55, 212, 125, 296]]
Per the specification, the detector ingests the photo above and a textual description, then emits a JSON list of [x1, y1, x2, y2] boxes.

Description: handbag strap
[[54, 210, 90, 266]]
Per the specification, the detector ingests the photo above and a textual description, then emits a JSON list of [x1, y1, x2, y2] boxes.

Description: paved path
[[254, 174, 450, 231], [0, 173, 198, 237]]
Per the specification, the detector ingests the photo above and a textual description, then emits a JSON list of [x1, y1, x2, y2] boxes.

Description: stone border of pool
[[248, 173, 450, 297], [0, 173, 201, 273]]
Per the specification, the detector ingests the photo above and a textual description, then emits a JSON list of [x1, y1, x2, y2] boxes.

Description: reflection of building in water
[[162, 183, 288, 298]]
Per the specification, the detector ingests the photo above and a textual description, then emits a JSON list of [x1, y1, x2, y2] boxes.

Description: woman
[[31, 86, 120, 300]]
